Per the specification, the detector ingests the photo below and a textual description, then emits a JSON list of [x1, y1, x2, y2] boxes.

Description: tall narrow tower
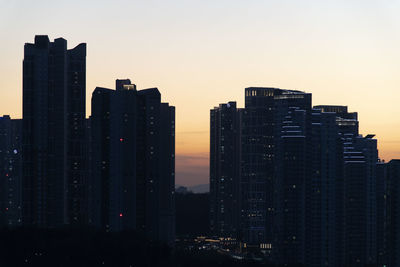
[[90, 79, 175, 246], [22, 35, 87, 227], [210, 102, 241, 238]]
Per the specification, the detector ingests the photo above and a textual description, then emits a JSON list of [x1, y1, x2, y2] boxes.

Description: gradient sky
[[1, 0, 399, 186]]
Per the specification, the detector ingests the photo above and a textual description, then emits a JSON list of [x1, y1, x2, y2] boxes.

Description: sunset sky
[[1, 0, 399, 186]]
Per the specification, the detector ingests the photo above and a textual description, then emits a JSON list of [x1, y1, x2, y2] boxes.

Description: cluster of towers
[[210, 87, 400, 266], [0, 36, 175, 246]]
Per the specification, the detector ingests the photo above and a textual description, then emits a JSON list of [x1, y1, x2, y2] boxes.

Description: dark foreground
[[0, 228, 288, 267]]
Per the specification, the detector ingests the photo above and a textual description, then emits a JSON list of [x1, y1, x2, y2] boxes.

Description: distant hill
[[188, 184, 209, 193], [175, 184, 209, 194]]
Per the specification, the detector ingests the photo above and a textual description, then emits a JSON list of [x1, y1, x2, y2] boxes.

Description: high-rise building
[[22, 35, 87, 227], [385, 160, 400, 267], [273, 90, 312, 265], [376, 159, 387, 266], [211, 90, 385, 266], [240, 87, 277, 248], [239, 87, 311, 265], [0, 116, 22, 227], [85, 117, 94, 226], [90, 79, 175, 246], [209, 102, 240, 238], [159, 102, 176, 245], [354, 135, 378, 265], [312, 105, 378, 267], [342, 134, 378, 266], [313, 105, 358, 136], [309, 109, 344, 267]]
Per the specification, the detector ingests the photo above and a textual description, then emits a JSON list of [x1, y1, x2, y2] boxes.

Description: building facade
[[22, 35, 87, 227], [341, 134, 378, 266], [91, 79, 175, 245], [386, 160, 400, 267], [210, 102, 240, 237], [0, 116, 22, 227], [273, 90, 312, 265], [210, 89, 386, 266], [240, 87, 312, 265], [308, 109, 344, 267]]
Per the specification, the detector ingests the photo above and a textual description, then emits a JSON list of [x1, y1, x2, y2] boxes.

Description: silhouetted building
[[210, 90, 386, 266], [342, 134, 378, 266], [311, 105, 368, 267], [0, 116, 22, 226], [310, 106, 379, 266], [313, 105, 358, 136], [239, 87, 312, 265], [385, 160, 400, 267], [376, 159, 388, 266], [210, 102, 240, 238], [91, 79, 175, 246], [309, 109, 344, 267], [85, 118, 94, 225], [273, 90, 312, 265], [240, 88, 276, 248], [22, 35, 87, 227], [159, 101, 176, 245], [355, 135, 378, 266]]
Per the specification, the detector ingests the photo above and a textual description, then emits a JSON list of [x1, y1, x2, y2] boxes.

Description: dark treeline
[[0, 228, 168, 266], [0, 228, 289, 267], [175, 192, 209, 237]]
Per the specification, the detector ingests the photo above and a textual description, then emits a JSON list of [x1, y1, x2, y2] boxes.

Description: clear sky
[[1, 0, 399, 186]]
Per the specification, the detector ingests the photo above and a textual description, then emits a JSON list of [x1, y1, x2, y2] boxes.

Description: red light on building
[[119, 213, 123, 217], [5, 173, 8, 177], [120, 138, 124, 142]]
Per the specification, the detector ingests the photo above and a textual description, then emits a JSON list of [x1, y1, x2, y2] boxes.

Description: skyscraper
[[22, 35, 87, 227], [312, 105, 378, 267], [0, 116, 22, 227], [313, 105, 358, 136], [384, 160, 400, 267], [210, 102, 240, 238], [240, 87, 312, 265], [342, 134, 378, 266], [376, 159, 388, 266], [240, 87, 277, 247], [90, 79, 175, 246], [309, 109, 344, 267], [273, 90, 312, 265], [210, 90, 385, 266]]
